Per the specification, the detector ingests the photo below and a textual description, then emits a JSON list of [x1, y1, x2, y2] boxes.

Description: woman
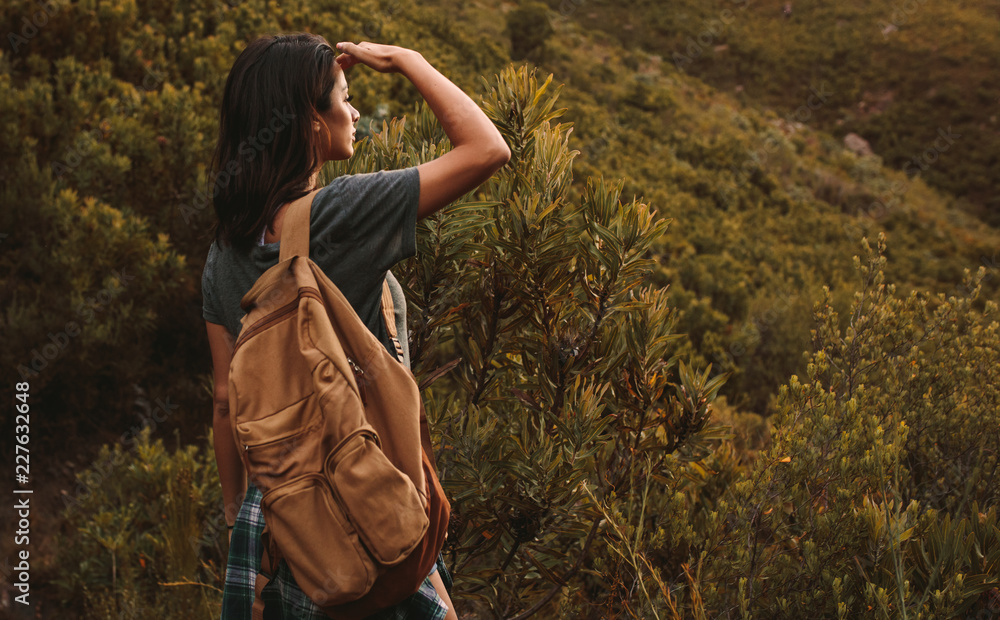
[[202, 34, 510, 618]]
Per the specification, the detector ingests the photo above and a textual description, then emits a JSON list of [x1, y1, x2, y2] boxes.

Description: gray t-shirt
[[201, 168, 419, 368]]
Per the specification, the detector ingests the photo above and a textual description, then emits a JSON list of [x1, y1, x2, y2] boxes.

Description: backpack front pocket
[[244, 421, 323, 490], [262, 474, 376, 605], [325, 429, 429, 566]]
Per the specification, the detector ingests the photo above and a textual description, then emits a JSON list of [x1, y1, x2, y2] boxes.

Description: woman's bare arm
[[335, 42, 511, 219], [206, 321, 245, 529]]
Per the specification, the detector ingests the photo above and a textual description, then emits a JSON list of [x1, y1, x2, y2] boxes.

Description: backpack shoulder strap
[[279, 187, 406, 365], [379, 276, 443, 461], [380, 280, 441, 467], [278, 188, 322, 262], [381, 278, 406, 364]]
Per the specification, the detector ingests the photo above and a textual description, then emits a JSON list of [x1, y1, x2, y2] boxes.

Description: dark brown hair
[[210, 32, 338, 250]]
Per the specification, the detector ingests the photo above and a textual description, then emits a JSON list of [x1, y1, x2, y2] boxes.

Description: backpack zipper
[[242, 358, 367, 454], [232, 288, 324, 353], [347, 357, 367, 406], [233, 299, 299, 354], [235, 287, 366, 411], [242, 417, 320, 453]]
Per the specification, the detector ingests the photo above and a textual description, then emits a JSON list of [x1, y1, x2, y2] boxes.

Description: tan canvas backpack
[[228, 189, 450, 619]]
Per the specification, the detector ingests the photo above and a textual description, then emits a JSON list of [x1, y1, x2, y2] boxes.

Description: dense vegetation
[[1, 0, 998, 616], [426, 0, 1000, 413], [545, 0, 1000, 221]]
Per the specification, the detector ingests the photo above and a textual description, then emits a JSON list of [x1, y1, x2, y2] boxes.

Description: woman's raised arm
[[335, 42, 511, 219]]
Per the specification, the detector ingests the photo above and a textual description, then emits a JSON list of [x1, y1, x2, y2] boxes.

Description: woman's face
[[318, 66, 359, 161]]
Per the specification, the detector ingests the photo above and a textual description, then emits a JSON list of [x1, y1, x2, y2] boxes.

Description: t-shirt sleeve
[[310, 167, 420, 272], [201, 244, 225, 325]]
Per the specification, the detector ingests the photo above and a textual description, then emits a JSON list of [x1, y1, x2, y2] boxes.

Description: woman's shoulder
[[310, 167, 420, 233], [201, 240, 222, 278], [315, 167, 419, 205], [202, 236, 276, 283]]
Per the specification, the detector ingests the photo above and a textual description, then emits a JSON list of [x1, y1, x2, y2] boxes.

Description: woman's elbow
[[212, 399, 231, 424], [485, 136, 511, 173], [495, 139, 512, 167]]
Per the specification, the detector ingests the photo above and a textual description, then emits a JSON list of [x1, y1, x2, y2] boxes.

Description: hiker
[[201, 34, 510, 619]]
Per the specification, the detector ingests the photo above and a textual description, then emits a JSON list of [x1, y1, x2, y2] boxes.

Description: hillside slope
[[545, 0, 1000, 220], [3, 0, 997, 423], [3, 0, 999, 616], [430, 0, 1000, 410]]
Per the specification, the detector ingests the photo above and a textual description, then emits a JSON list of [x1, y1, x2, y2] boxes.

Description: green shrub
[[331, 66, 728, 617], [54, 428, 224, 618], [506, 2, 555, 61], [696, 235, 1000, 617], [8, 0, 1000, 614]]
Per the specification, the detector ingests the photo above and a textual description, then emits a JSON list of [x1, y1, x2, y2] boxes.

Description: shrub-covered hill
[[4, 0, 997, 423], [3, 0, 1000, 617], [427, 0, 1000, 411], [542, 0, 1000, 221]]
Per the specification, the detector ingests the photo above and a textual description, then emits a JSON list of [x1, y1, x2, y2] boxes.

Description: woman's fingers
[[334, 41, 401, 73], [335, 52, 359, 71], [335, 42, 362, 70], [335, 41, 359, 56], [336, 42, 376, 70]]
